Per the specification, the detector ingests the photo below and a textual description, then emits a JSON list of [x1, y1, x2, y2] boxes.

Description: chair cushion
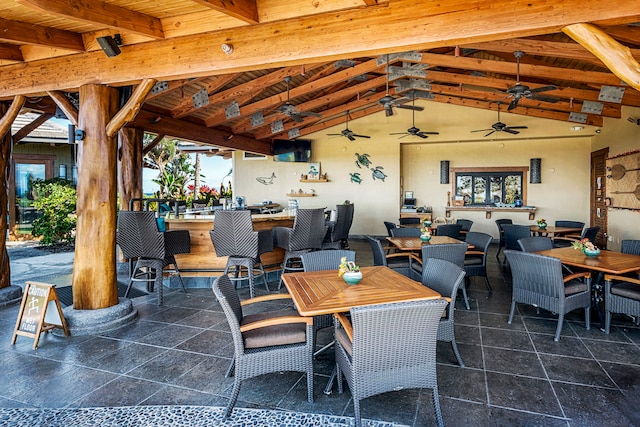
[[241, 309, 307, 348], [335, 327, 353, 357], [464, 256, 483, 266], [564, 279, 588, 295], [611, 282, 640, 301]]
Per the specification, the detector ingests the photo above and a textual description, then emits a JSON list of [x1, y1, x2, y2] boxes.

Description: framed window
[[243, 152, 267, 160], [452, 166, 528, 205]]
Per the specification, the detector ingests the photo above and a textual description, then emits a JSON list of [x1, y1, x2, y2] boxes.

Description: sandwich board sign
[[12, 282, 69, 349]]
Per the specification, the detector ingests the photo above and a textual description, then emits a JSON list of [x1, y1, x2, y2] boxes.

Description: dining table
[[387, 236, 472, 252], [529, 225, 583, 237], [535, 247, 640, 328], [281, 265, 442, 394]]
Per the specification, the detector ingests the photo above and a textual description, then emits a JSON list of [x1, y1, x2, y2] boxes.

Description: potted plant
[[571, 238, 600, 257], [537, 218, 547, 229], [338, 257, 362, 284]]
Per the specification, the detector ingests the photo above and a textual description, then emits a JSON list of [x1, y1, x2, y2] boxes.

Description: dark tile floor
[[1, 239, 640, 426]]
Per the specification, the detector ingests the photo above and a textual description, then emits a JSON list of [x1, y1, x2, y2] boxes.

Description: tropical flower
[[338, 257, 360, 277], [420, 227, 432, 237], [571, 238, 597, 252]]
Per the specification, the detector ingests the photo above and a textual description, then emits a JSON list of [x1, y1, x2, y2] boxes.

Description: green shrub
[[30, 178, 77, 246]]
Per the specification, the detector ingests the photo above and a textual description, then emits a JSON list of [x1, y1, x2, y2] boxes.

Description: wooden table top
[[281, 266, 441, 317], [536, 247, 640, 275], [386, 236, 469, 251], [529, 225, 583, 236]]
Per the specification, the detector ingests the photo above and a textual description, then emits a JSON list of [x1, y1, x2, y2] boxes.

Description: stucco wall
[[591, 106, 640, 251], [233, 101, 636, 240]]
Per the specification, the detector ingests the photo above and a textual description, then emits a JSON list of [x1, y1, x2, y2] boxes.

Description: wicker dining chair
[[365, 235, 416, 278], [117, 210, 190, 305], [210, 210, 273, 298], [334, 298, 448, 427], [464, 231, 493, 292], [494, 218, 513, 261], [504, 250, 591, 341], [390, 227, 422, 237], [410, 243, 470, 309], [323, 203, 354, 249], [274, 208, 328, 288], [436, 223, 463, 239], [553, 226, 600, 248], [212, 275, 314, 418], [517, 236, 554, 252], [604, 274, 640, 333], [501, 224, 531, 269], [420, 258, 467, 367]]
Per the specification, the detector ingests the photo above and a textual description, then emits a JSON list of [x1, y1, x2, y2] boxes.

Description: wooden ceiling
[[1, 0, 640, 156]]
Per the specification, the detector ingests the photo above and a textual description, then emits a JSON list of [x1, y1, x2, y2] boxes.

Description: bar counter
[[165, 212, 295, 275]]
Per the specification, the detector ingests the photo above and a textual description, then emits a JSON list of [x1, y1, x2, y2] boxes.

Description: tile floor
[[1, 239, 639, 426]]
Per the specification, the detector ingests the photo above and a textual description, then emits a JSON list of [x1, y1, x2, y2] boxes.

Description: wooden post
[[72, 84, 119, 309], [119, 127, 143, 211], [0, 97, 25, 290]]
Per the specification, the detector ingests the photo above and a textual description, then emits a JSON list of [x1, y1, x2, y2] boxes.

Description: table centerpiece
[[536, 218, 547, 229], [338, 257, 362, 284], [571, 238, 600, 257], [420, 225, 432, 242]]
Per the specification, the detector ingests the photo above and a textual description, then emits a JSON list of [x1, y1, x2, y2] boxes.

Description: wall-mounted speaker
[[97, 35, 122, 57], [440, 160, 450, 184], [530, 158, 542, 184]]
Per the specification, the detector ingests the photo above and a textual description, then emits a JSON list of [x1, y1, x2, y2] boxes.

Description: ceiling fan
[[327, 110, 371, 141], [389, 97, 439, 139], [277, 76, 322, 122], [471, 101, 528, 137], [504, 51, 558, 111], [378, 55, 424, 117]]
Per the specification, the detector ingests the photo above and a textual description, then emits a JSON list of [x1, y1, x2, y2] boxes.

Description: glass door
[[14, 163, 46, 235]]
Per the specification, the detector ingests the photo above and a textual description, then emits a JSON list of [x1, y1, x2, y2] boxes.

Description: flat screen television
[[272, 139, 312, 162]]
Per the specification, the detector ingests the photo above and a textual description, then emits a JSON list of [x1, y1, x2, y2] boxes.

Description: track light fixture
[[97, 34, 122, 57]]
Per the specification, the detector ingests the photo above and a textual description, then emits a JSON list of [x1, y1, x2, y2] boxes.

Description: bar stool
[[210, 210, 273, 298]]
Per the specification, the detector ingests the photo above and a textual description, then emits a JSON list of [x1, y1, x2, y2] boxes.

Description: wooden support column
[[0, 96, 25, 290], [119, 127, 143, 211], [72, 84, 119, 309]]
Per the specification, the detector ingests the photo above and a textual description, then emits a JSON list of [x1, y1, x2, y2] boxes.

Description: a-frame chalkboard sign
[[12, 282, 70, 349]]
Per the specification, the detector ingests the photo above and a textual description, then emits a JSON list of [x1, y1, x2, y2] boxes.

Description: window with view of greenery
[[454, 168, 527, 205]]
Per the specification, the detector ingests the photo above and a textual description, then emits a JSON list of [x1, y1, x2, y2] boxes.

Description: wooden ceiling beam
[[0, 43, 24, 62], [0, 17, 85, 52], [563, 23, 640, 91], [418, 82, 621, 118], [171, 73, 242, 118], [107, 79, 156, 137], [16, 0, 164, 40], [426, 95, 604, 127], [233, 75, 386, 134], [421, 69, 640, 107], [145, 77, 211, 101], [130, 110, 271, 155], [415, 53, 627, 87], [459, 39, 622, 68], [190, 0, 259, 24], [0, 96, 25, 138], [204, 58, 385, 127], [293, 103, 385, 138], [2, 0, 640, 96], [602, 25, 640, 45], [257, 93, 384, 140], [47, 91, 78, 126]]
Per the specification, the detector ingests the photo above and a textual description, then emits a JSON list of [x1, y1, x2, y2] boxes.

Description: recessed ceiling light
[[570, 126, 584, 131]]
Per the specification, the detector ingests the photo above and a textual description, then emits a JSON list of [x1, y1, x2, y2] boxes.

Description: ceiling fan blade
[[290, 114, 304, 122], [396, 104, 424, 111], [471, 129, 492, 133], [507, 98, 519, 110], [421, 131, 439, 135], [385, 106, 394, 117], [416, 133, 429, 139], [352, 134, 371, 139], [346, 134, 356, 141], [484, 130, 496, 137], [503, 128, 520, 134], [389, 132, 406, 135], [530, 94, 559, 103], [529, 85, 557, 93], [300, 111, 322, 118], [398, 134, 410, 139], [506, 126, 528, 130]]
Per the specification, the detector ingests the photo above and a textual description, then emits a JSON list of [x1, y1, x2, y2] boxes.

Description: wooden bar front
[[165, 212, 294, 275]]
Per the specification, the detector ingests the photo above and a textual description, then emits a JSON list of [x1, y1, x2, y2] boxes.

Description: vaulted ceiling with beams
[[1, 0, 640, 157]]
